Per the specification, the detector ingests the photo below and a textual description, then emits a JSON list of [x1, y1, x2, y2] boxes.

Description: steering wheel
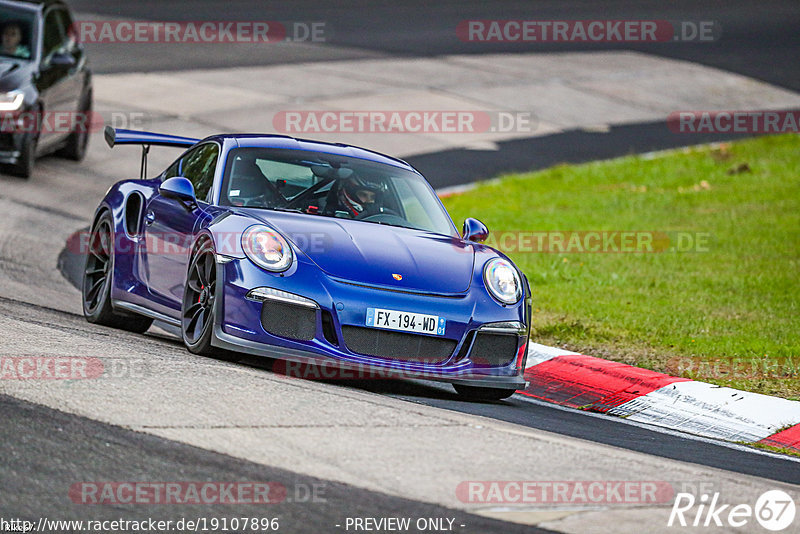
[[358, 210, 417, 229], [356, 207, 400, 220]]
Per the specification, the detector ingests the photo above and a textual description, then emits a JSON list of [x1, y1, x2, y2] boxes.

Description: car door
[[56, 8, 87, 109], [35, 7, 77, 150], [142, 143, 220, 312]]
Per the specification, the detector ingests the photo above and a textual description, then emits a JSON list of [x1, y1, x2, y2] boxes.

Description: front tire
[[454, 384, 518, 401], [8, 133, 36, 178], [58, 90, 92, 161], [182, 241, 220, 356], [182, 242, 243, 362], [82, 212, 153, 333]]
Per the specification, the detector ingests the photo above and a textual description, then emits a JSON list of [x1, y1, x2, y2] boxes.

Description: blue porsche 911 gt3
[[83, 127, 530, 400]]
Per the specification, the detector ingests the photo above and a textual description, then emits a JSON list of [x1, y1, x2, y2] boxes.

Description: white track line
[[524, 342, 800, 445], [514, 393, 800, 464], [525, 342, 580, 368], [611, 381, 800, 442]]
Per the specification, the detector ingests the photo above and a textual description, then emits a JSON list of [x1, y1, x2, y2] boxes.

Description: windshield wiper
[[267, 207, 303, 213], [230, 205, 301, 213], [361, 219, 418, 230]]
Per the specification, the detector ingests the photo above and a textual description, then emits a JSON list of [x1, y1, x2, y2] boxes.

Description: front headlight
[[242, 225, 293, 272], [0, 91, 24, 112], [483, 258, 522, 304]]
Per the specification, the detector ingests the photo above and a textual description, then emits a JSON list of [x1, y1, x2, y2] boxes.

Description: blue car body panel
[[105, 128, 200, 148], [95, 129, 531, 389]]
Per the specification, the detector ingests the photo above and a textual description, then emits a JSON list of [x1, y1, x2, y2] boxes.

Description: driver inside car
[[1, 21, 31, 59], [335, 176, 385, 218]]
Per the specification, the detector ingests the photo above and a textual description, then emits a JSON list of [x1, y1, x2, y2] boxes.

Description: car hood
[[239, 209, 474, 294]]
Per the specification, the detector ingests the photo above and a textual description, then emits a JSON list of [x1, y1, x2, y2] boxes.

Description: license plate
[[366, 308, 446, 336]]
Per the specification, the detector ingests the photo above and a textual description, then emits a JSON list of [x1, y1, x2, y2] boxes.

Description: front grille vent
[[261, 301, 316, 341], [342, 326, 456, 364], [469, 332, 518, 366]]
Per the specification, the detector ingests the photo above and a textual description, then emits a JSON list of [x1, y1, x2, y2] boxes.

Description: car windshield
[[220, 147, 457, 236], [0, 7, 35, 60]]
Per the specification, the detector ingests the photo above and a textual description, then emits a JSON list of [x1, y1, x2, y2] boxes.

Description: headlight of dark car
[[0, 91, 24, 112]]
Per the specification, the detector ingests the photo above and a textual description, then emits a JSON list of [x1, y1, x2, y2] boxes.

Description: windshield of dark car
[[0, 7, 35, 60], [219, 147, 457, 236]]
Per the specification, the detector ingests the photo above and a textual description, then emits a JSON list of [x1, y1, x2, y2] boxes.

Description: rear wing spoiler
[[104, 126, 199, 149], [104, 126, 201, 179]]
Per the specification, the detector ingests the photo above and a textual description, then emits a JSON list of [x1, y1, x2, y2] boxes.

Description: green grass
[[441, 134, 800, 399], [747, 442, 800, 458]]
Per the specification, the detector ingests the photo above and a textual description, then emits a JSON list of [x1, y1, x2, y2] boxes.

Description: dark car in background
[[0, 0, 92, 177]]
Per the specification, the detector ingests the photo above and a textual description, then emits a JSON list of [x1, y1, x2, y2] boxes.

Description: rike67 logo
[[668, 490, 796, 531]]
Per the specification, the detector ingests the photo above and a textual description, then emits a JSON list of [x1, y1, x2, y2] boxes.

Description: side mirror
[[159, 177, 196, 203], [462, 217, 489, 242], [48, 52, 76, 68]]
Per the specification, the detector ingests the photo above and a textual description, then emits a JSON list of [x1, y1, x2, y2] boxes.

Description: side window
[[42, 10, 64, 58], [183, 144, 219, 201], [162, 144, 219, 202], [163, 159, 181, 180]]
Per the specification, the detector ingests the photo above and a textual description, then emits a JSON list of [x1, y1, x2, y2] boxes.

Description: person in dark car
[[0, 0, 92, 178], [1, 20, 30, 58]]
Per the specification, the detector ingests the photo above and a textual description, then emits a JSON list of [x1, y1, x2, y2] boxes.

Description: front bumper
[[211, 256, 530, 389], [0, 112, 29, 164], [0, 140, 21, 164]]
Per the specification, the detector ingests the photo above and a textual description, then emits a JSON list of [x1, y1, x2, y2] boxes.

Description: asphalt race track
[[71, 0, 800, 92], [69, 0, 800, 184], [0, 394, 552, 534], [54, 257, 800, 485], [2, 2, 799, 533]]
